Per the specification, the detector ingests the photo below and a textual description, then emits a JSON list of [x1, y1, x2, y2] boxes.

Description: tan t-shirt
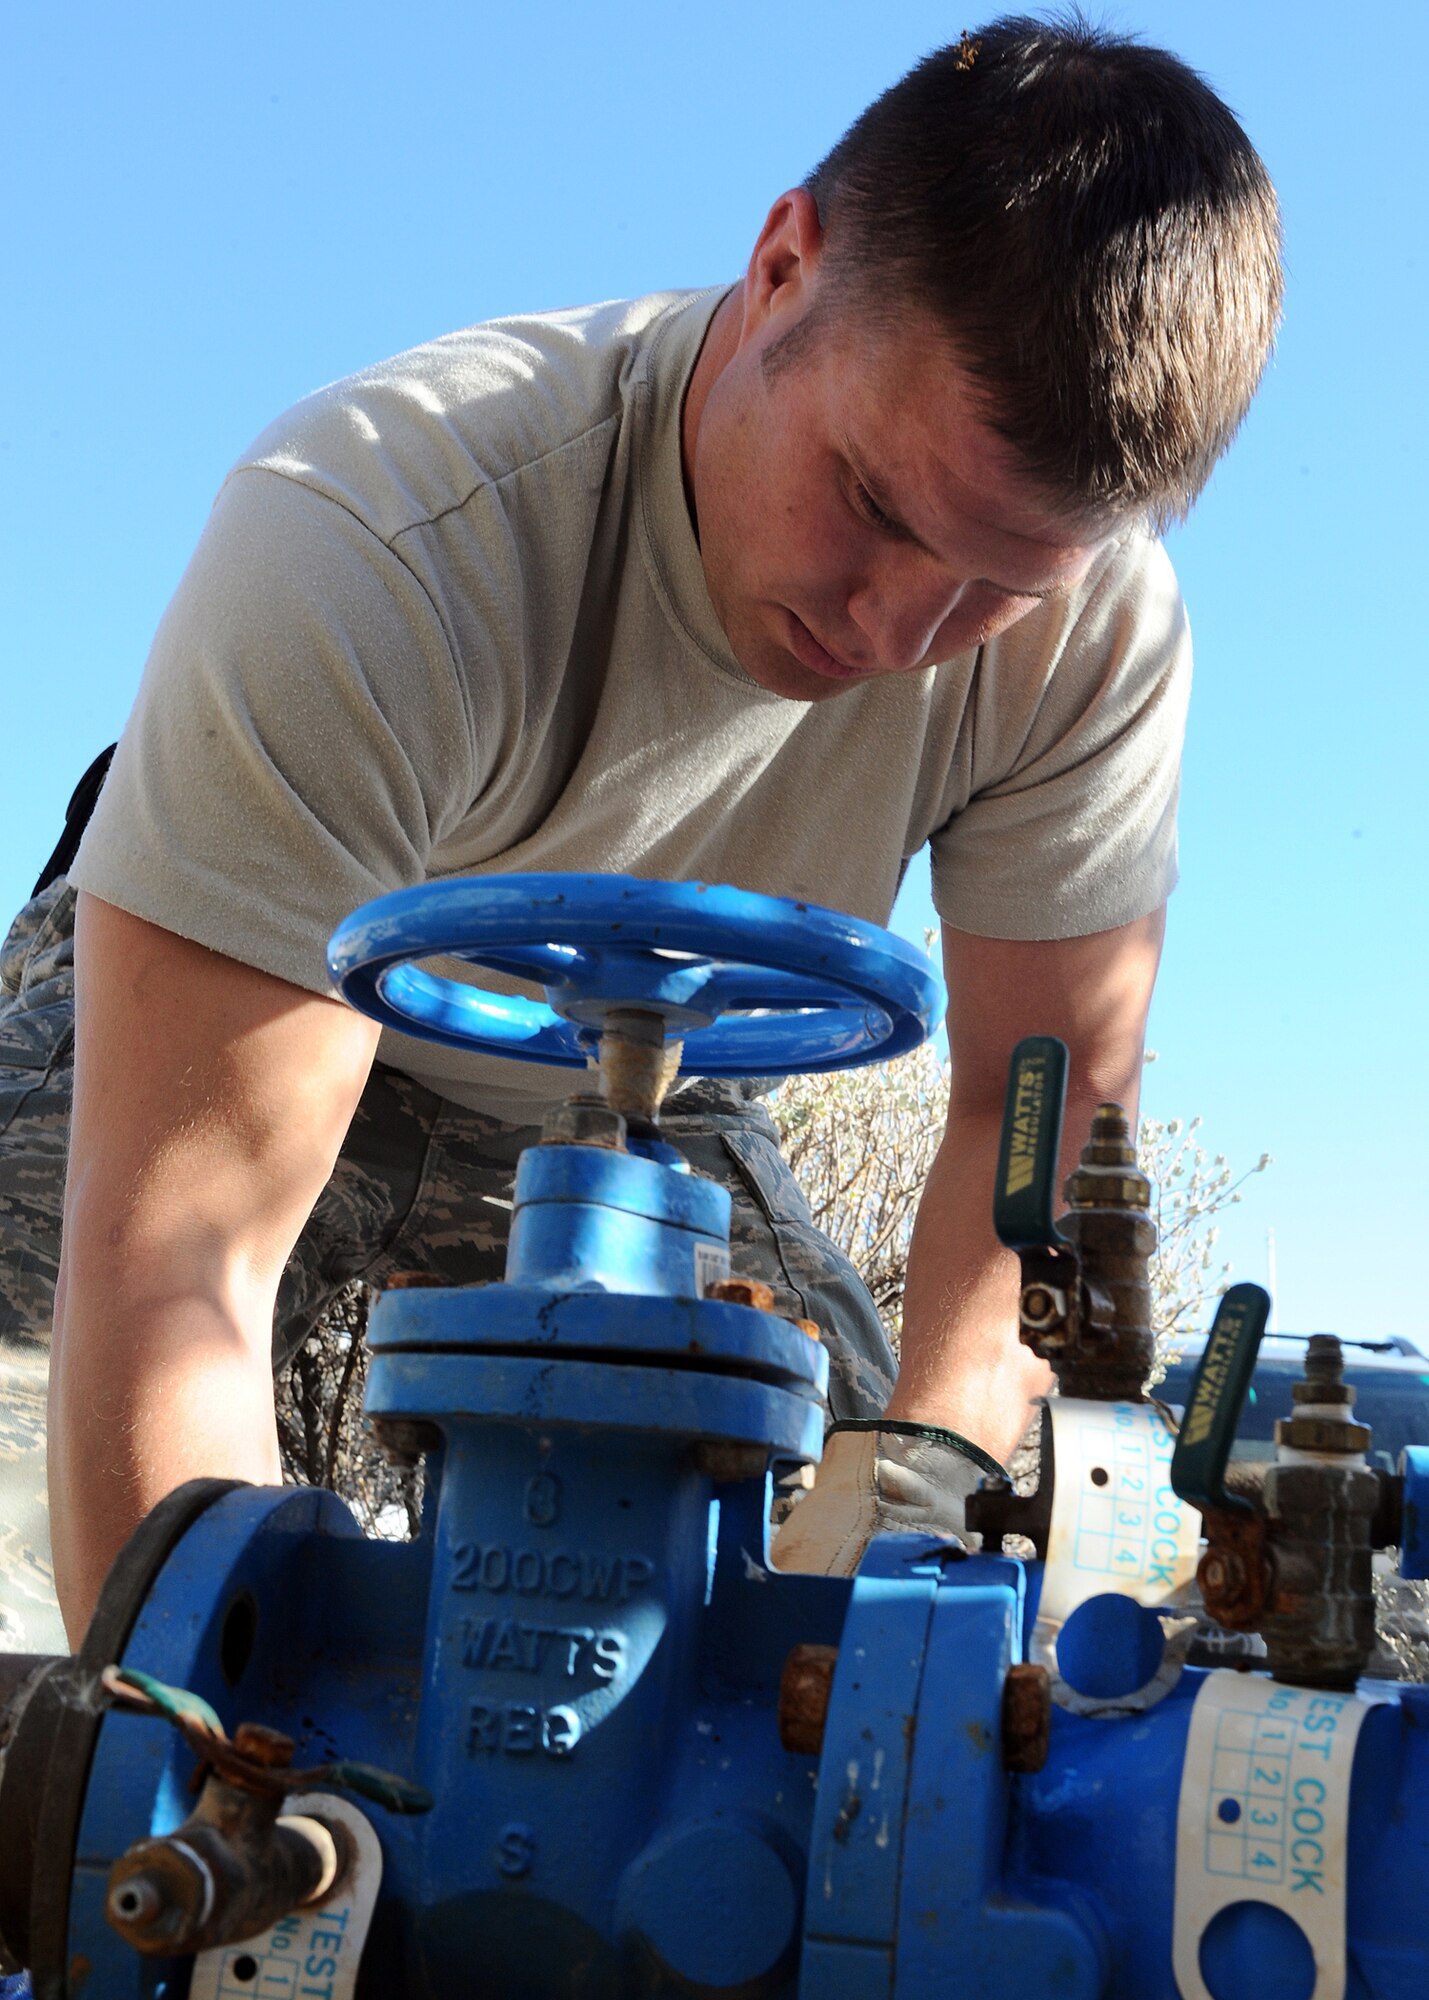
[[73, 288, 1190, 1121]]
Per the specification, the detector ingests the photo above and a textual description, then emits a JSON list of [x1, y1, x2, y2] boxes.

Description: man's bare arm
[[887, 908, 1165, 1464], [50, 893, 380, 1641]]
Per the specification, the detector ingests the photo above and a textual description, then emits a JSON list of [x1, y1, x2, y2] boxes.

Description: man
[[0, 16, 1281, 1645]]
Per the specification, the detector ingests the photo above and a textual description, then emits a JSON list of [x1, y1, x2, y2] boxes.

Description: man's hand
[[770, 1422, 1000, 1576], [50, 894, 380, 1642], [887, 909, 1165, 1464]]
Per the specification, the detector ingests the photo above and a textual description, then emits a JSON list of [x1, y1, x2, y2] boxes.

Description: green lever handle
[[993, 1035, 1069, 1251], [1169, 1282, 1272, 1516]]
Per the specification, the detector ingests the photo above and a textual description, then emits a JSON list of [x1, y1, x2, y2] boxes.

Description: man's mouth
[[785, 610, 868, 681]]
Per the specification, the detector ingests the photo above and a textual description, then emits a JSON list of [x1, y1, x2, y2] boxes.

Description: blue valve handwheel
[[327, 874, 945, 1076]]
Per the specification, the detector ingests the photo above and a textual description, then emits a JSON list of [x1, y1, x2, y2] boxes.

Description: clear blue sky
[[3, 2, 1425, 1340]]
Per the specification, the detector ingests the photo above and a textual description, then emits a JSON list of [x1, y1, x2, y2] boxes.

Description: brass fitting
[[1276, 1414, 1371, 1454], [1274, 1334, 1371, 1455], [1029, 1103, 1157, 1401], [1063, 1105, 1152, 1211], [105, 1725, 350, 1957]]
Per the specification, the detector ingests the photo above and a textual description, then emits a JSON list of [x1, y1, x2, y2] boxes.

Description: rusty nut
[[707, 1277, 778, 1313], [1001, 1662, 1052, 1773], [540, 1097, 627, 1150], [692, 1441, 768, 1482], [778, 1644, 838, 1756], [368, 1415, 443, 1469], [1196, 1544, 1265, 1628], [1199, 1548, 1246, 1599]]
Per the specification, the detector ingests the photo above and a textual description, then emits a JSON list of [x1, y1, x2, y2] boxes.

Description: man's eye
[[853, 481, 896, 532]]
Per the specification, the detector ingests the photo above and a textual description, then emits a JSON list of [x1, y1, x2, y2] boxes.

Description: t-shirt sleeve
[[929, 533, 1190, 942], [69, 465, 479, 994]]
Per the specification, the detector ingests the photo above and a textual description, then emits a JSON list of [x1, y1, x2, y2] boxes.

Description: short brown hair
[[806, 13, 1283, 526]]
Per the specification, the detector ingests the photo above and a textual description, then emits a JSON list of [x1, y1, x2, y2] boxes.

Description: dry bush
[[769, 1046, 1269, 1364], [276, 1283, 421, 1539], [770, 1041, 949, 1345], [1137, 1094, 1272, 1366]]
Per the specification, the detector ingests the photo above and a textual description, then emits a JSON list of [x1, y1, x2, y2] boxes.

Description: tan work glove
[[770, 1420, 1007, 1578]]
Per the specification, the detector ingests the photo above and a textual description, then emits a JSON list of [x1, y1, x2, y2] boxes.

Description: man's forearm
[[48, 895, 381, 1645], [890, 913, 1164, 1462], [49, 1221, 283, 1642], [885, 1105, 1051, 1463]]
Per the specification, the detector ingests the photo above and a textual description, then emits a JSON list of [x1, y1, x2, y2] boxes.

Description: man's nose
[[846, 571, 963, 674]]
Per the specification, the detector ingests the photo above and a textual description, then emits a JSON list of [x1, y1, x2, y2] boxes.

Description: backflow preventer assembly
[[0, 875, 1426, 1999]]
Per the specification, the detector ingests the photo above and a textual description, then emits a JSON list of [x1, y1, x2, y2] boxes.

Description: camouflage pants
[[0, 881, 896, 1651]]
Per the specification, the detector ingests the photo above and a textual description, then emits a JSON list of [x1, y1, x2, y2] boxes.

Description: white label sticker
[[693, 1240, 731, 1297], [1172, 1673, 1380, 2000], [1039, 1398, 1201, 1626], [189, 1793, 381, 2000]]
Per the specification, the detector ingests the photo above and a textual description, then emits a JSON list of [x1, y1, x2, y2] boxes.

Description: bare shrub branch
[[276, 1282, 422, 1540], [770, 1046, 1269, 1365]]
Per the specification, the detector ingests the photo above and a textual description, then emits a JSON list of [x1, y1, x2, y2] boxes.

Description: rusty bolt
[[383, 1271, 446, 1290], [1197, 1546, 1263, 1627], [1199, 1547, 1244, 1598], [707, 1277, 777, 1313], [369, 1415, 443, 1468], [1020, 1283, 1067, 1333], [1195, 1508, 1270, 1626], [791, 1317, 823, 1342], [779, 1644, 838, 1756], [540, 1096, 627, 1150], [692, 1440, 768, 1482], [1002, 1662, 1052, 1772]]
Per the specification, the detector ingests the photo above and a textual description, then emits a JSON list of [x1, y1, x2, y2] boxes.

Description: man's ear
[[738, 187, 825, 343]]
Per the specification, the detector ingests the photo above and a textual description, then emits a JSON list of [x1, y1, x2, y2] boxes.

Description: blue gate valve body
[[5, 878, 1428, 1999]]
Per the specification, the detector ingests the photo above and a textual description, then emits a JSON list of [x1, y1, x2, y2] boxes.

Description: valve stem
[[598, 1009, 684, 1128]]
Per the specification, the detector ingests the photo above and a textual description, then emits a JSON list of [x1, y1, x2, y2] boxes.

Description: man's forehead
[[829, 315, 1122, 569], [843, 411, 1119, 593]]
